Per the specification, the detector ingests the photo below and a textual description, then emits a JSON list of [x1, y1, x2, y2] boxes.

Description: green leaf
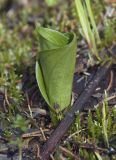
[[36, 62, 50, 106], [75, 0, 101, 61], [75, 0, 90, 44], [85, 0, 100, 43], [102, 93, 109, 147], [36, 27, 77, 112], [94, 152, 103, 160]]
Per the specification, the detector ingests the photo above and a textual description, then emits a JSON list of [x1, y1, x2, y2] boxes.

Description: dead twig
[[106, 70, 114, 91], [22, 129, 49, 139], [59, 146, 79, 160], [40, 62, 111, 160], [72, 142, 110, 154]]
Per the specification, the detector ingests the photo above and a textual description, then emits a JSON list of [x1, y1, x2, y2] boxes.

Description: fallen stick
[[40, 62, 111, 160]]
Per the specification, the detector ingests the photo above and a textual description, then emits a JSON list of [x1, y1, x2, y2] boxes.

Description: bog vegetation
[[0, 0, 115, 159]]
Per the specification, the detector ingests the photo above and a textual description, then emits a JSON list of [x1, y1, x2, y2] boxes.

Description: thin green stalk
[[85, 0, 101, 43], [75, 0, 101, 61], [102, 91, 109, 147], [19, 147, 22, 160]]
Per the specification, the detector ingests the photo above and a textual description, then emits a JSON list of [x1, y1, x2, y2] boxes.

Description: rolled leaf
[[36, 27, 77, 113]]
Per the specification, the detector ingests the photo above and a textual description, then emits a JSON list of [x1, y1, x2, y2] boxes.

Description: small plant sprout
[[102, 91, 109, 148], [14, 114, 28, 132], [36, 26, 77, 124], [11, 115, 29, 160], [75, 0, 101, 61]]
